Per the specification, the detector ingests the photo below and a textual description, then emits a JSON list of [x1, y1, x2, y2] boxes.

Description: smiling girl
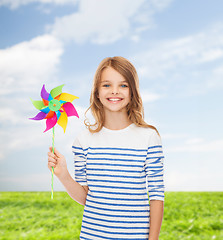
[[48, 56, 165, 240]]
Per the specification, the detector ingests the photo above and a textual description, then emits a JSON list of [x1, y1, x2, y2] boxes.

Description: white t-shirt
[[72, 123, 165, 240]]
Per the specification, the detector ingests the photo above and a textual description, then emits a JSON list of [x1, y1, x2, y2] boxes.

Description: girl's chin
[[104, 106, 128, 113]]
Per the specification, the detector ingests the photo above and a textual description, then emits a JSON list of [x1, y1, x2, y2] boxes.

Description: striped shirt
[[72, 123, 165, 240]]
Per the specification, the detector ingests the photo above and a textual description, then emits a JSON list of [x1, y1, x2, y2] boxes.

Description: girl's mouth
[[107, 98, 123, 103]]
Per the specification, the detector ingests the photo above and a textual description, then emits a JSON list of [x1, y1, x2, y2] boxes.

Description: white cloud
[[0, 0, 78, 9], [1, 0, 174, 45], [167, 138, 223, 153], [0, 34, 63, 95], [162, 133, 189, 140], [141, 90, 163, 102], [133, 22, 223, 93], [150, 0, 173, 11], [165, 170, 223, 191], [49, 0, 173, 44], [0, 0, 173, 12], [185, 138, 204, 145], [199, 48, 223, 63], [50, 0, 145, 44], [206, 63, 223, 89], [0, 108, 20, 124], [0, 173, 62, 191]]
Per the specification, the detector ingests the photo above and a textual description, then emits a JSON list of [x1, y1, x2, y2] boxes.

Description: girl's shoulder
[[133, 124, 162, 145], [133, 124, 158, 136], [73, 127, 92, 147]]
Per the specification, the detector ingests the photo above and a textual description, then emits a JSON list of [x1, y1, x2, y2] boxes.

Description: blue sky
[[0, 0, 222, 192]]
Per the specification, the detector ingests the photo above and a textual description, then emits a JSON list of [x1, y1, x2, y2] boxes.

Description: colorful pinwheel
[[29, 84, 79, 199], [29, 84, 79, 132]]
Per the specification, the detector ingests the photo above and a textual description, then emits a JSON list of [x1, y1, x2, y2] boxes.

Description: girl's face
[[98, 67, 131, 114]]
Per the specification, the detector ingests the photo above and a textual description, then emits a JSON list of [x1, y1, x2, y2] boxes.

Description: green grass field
[[0, 192, 222, 240]]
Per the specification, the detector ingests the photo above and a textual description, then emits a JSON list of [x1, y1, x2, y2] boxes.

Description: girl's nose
[[111, 86, 119, 94]]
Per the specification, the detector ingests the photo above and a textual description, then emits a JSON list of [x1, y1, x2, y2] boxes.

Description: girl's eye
[[102, 84, 128, 88]]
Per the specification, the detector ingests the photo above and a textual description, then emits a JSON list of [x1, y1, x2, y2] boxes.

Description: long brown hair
[[84, 56, 159, 134]]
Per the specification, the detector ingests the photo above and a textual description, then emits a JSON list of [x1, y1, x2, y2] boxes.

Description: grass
[[0, 192, 83, 240], [160, 192, 223, 240], [0, 192, 222, 240]]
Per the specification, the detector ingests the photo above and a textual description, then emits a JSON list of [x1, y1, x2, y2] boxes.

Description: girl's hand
[[48, 147, 68, 179]]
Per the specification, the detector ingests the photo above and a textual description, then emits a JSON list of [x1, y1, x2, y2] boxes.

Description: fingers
[[49, 147, 62, 158], [54, 148, 62, 158], [48, 161, 56, 168], [48, 150, 58, 168], [48, 147, 65, 171], [48, 158, 57, 168], [48, 151, 56, 159]]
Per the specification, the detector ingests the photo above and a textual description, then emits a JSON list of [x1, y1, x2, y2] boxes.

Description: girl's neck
[[103, 111, 132, 130]]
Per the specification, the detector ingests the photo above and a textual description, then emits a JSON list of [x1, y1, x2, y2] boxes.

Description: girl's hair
[[84, 56, 159, 134]]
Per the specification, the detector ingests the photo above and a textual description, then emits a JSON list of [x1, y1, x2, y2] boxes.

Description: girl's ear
[[96, 90, 99, 98]]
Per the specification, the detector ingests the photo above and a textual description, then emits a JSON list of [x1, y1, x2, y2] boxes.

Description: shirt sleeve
[[72, 137, 88, 186], [145, 130, 165, 201]]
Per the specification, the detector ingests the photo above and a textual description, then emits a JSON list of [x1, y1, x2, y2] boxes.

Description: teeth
[[108, 98, 121, 101]]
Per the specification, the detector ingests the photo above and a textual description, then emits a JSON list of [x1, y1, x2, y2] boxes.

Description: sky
[[0, 0, 223, 192]]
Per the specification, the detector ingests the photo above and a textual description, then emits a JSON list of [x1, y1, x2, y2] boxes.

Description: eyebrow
[[101, 80, 128, 83]]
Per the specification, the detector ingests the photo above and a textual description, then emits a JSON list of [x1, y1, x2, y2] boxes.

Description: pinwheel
[[29, 84, 79, 199], [30, 84, 79, 132]]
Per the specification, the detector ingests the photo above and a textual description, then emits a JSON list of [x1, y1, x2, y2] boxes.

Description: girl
[[48, 56, 165, 240]]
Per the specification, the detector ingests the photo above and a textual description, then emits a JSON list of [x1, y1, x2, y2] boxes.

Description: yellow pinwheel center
[[48, 99, 61, 111]]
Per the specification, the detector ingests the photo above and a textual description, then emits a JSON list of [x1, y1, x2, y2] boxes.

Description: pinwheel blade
[[59, 100, 66, 104], [42, 99, 49, 106], [59, 93, 79, 103], [48, 94, 53, 101], [29, 111, 47, 120], [54, 95, 60, 100], [40, 107, 50, 114], [63, 102, 79, 117], [30, 99, 45, 110], [46, 110, 55, 119], [41, 84, 50, 101], [57, 111, 68, 133], [55, 110, 61, 120], [50, 84, 65, 99], [44, 113, 57, 132]]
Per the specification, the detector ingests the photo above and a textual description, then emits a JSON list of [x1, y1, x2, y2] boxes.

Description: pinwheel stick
[[51, 127, 55, 199]]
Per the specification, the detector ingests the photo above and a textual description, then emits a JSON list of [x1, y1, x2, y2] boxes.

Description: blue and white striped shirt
[[72, 123, 165, 240]]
